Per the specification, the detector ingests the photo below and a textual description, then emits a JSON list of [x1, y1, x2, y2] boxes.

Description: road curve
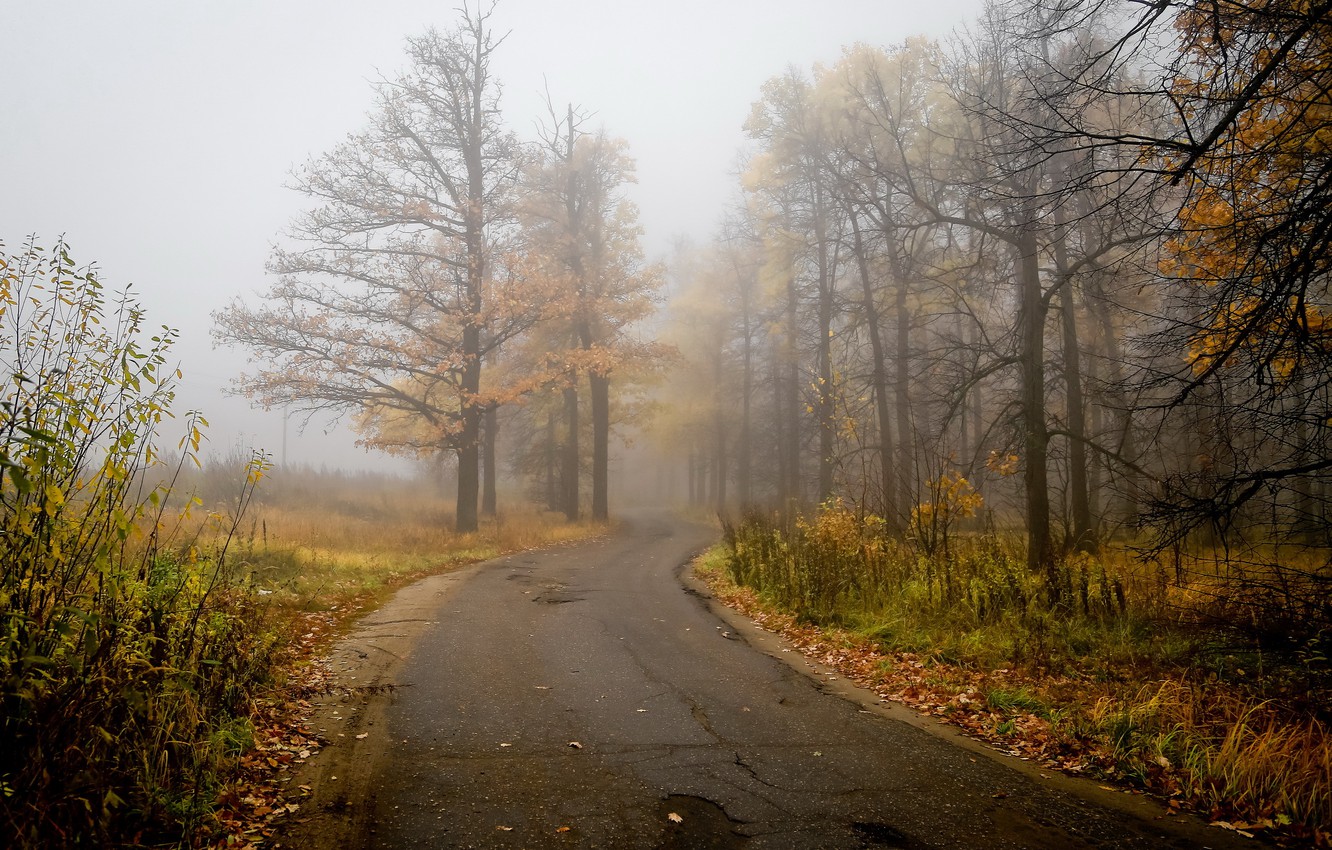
[[284, 511, 1248, 850]]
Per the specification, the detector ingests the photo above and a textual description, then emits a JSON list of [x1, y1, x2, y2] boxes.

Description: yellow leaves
[[43, 483, 65, 516], [1187, 299, 1252, 374], [986, 451, 1020, 477], [1186, 296, 1332, 380], [796, 499, 888, 559], [912, 473, 983, 525], [1165, 3, 1332, 296], [245, 452, 273, 486], [909, 472, 982, 557]]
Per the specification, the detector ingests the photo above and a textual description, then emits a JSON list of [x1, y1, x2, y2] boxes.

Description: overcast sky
[[1, 0, 980, 473]]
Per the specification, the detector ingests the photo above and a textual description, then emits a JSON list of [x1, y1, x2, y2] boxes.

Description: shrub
[[0, 240, 279, 847]]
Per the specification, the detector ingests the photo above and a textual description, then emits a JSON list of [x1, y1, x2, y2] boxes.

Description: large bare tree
[[214, 8, 520, 532]]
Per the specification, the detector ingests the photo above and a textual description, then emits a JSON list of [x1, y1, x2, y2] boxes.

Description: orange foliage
[[1163, 1, 1332, 377]]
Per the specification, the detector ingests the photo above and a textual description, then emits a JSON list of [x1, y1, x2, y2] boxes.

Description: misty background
[[0, 0, 979, 471]]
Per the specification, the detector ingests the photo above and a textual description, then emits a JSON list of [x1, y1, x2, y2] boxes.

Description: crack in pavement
[[731, 751, 793, 794]]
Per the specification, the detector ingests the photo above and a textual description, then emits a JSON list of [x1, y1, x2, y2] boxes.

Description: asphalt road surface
[[295, 511, 1247, 850]]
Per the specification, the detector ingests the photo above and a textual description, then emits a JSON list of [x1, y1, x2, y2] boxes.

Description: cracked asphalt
[[319, 512, 1247, 849]]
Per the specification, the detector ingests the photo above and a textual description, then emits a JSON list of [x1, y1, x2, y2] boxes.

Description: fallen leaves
[[1214, 820, 1257, 838], [667, 812, 684, 824], [203, 611, 340, 848]]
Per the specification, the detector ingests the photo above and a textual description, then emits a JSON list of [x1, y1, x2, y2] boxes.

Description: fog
[[0, 0, 979, 473]]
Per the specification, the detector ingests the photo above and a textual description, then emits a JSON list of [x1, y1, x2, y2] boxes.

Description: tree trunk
[[954, 311, 971, 469], [456, 61, 488, 534], [970, 322, 984, 473], [712, 341, 729, 512], [456, 320, 482, 534], [482, 405, 498, 517], [851, 216, 898, 526], [1017, 231, 1055, 587], [1052, 224, 1093, 553], [456, 419, 481, 533], [590, 371, 610, 521], [1294, 372, 1316, 544], [563, 384, 580, 522], [1085, 346, 1103, 530], [545, 408, 559, 511], [885, 238, 914, 527], [1087, 271, 1139, 528], [738, 300, 754, 507], [772, 353, 790, 509], [814, 191, 836, 504], [782, 273, 803, 509]]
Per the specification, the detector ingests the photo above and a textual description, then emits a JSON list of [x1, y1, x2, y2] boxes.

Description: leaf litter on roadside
[[698, 573, 1324, 845], [205, 611, 338, 848]]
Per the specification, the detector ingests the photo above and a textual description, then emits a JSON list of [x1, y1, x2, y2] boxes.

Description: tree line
[[215, 7, 662, 533], [656, 0, 1331, 625]]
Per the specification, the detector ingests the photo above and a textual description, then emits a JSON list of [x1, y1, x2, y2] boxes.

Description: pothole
[[851, 820, 919, 848]]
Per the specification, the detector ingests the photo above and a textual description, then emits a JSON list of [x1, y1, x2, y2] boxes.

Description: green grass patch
[[986, 687, 1047, 715]]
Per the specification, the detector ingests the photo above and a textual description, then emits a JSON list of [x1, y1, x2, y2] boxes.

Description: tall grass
[[722, 505, 1132, 671], [1, 241, 605, 848], [1084, 681, 1330, 833]]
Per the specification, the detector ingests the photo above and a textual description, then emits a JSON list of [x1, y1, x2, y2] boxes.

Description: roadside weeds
[[693, 547, 1330, 849]]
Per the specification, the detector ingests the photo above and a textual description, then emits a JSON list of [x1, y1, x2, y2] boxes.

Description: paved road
[[338, 512, 1241, 849]]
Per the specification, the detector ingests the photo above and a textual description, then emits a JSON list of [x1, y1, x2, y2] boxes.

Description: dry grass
[[141, 460, 606, 848], [175, 461, 604, 617], [1085, 679, 1332, 837]]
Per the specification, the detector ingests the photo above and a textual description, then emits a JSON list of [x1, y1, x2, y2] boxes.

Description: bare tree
[[746, 69, 850, 507], [214, 8, 520, 532]]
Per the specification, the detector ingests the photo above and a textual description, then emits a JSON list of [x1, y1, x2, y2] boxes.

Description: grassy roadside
[[698, 519, 1331, 848]]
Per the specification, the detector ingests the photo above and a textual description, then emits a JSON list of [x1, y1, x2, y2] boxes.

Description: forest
[[663, 1, 1332, 575], [3, 0, 1330, 846], [661, 2, 1332, 840]]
